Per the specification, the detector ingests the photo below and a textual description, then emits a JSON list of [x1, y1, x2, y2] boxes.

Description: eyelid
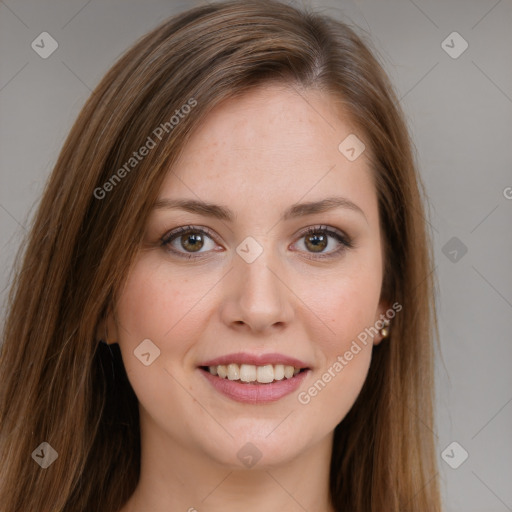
[[295, 224, 351, 243], [290, 224, 353, 260], [160, 224, 353, 259], [160, 225, 222, 261], [161, 224, 219, 245]]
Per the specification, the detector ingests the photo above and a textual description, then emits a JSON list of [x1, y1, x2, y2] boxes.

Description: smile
[[202, 363, 304, 384], [198, 365, 310, 404], [197, 352, 311, 403]]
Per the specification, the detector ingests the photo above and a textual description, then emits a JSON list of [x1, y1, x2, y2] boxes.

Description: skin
[[111, 83, 389, 512]]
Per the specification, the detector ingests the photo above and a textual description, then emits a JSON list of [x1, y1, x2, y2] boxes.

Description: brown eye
[[293, 225, 353, 259], [178, 231, 205, 252], [304, 232, 328, 253], [161, 226, 219, 259]]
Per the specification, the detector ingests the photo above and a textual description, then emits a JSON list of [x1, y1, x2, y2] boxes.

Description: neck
[[120, 413, 336, 512]]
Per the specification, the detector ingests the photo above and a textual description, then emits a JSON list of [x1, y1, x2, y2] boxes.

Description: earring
[[379, 319, 390, 338]]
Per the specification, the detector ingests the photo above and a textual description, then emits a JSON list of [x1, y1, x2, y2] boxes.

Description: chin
[[196, 424, 313, 469]]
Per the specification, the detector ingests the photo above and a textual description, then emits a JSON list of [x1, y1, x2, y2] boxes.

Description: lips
[[197, 352, 311, 403], [199, 352, 310, 369]]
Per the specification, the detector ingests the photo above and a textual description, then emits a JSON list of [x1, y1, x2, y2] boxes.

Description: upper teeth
[[208, 364, 301, 383]]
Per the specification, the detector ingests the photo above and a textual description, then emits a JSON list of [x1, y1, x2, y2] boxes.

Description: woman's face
[[111, 84, 388, 469]]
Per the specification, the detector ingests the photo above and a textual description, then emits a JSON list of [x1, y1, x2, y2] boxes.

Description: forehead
[[159, 83, 377, 224]]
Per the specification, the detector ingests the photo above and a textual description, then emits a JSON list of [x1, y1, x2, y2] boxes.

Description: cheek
[[113, 258, 204, 390], [308, 259, 382, 351], [115, 257, 206, 344], [297, 344, 372, 431], [296, 275, 378, 422], [294, 253, 381, 417], [113, 258, 212, 420]]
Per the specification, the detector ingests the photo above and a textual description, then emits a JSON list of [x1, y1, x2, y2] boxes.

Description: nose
[[219, 243, 295, 334]]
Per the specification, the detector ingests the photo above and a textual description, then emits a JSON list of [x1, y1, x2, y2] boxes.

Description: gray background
[[1, 0, 511, 510]]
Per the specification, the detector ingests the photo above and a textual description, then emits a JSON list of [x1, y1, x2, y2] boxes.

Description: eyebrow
[[153, 196, 367, 223]]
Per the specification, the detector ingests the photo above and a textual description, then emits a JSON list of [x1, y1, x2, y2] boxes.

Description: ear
[[373, 299, 392, 346], [95, 305, 119, 345]]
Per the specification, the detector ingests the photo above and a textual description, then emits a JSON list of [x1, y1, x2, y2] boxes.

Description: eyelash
[[160, 224, 354, 261]]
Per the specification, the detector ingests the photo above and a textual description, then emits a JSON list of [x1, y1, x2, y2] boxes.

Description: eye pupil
[[305, 233, 327, 252], [181, 232, 203, 252], [163, 225, 348, 260]]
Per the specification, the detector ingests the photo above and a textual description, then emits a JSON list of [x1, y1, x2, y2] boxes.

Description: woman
[[0, 0, 442, 510]]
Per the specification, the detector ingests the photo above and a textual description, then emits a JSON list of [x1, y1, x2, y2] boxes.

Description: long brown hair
[[0, 1, 441, 510]]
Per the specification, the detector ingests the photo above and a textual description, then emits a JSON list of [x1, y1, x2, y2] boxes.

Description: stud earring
[[379, 319, 390, 338]]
